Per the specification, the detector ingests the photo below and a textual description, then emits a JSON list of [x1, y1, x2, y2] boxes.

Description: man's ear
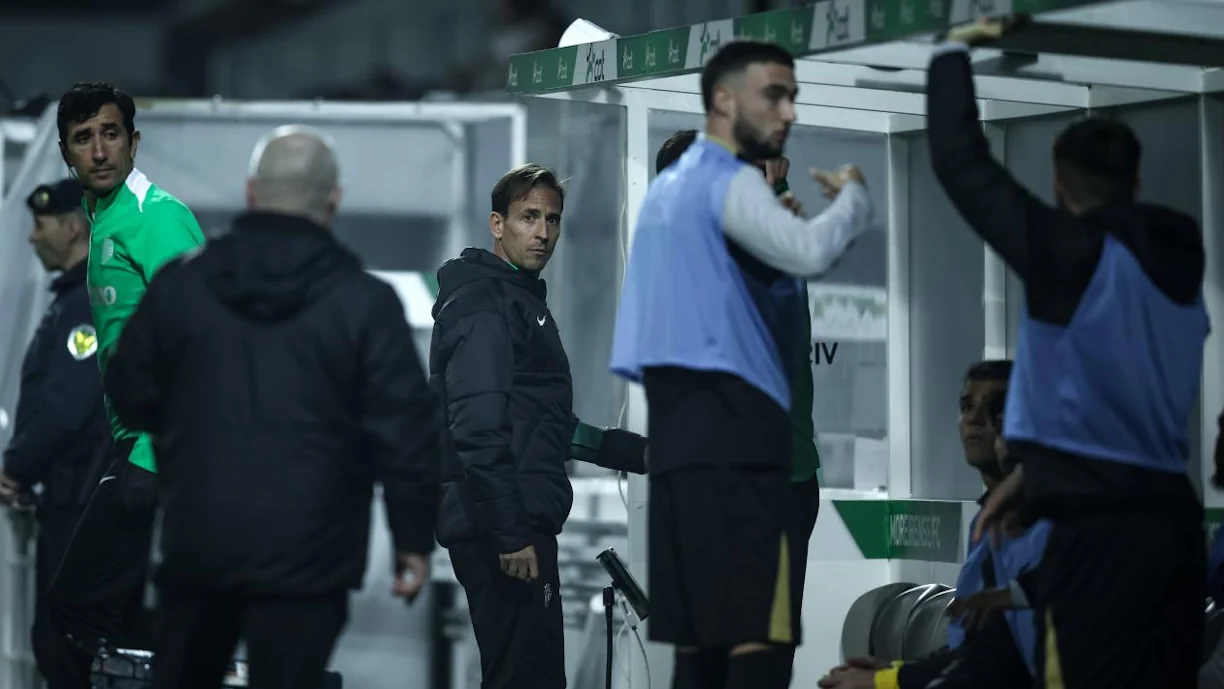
[[489, 212, 504, 240], [59, 141, 71, 169], [129, 130, 141, 162], [71, 213, 89, 243], [712, 83, 736, 119]]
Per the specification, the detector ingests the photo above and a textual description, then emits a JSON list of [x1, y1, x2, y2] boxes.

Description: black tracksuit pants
[[32, 447, 155, 689], [450, 532, 566, 689], [151, 588, 348, 689]]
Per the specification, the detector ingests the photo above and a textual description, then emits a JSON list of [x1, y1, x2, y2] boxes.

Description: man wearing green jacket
[[32, 82, 205, 689], [655, 131, 822, 677]]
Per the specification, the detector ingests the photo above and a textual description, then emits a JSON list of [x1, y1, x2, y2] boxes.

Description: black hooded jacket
[[105, 212, 441, 595], [429, 248, 578, 552]]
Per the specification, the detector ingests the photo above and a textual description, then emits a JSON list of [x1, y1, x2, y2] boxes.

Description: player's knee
[[673, 647, 728, 689], [729, 641, 771, 656], [726, 643, 792, 689]]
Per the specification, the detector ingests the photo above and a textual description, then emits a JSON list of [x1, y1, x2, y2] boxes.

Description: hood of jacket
[[432, 247, 547, 317], [1090, 202, 1205, 305], [203, 211, 362, 323]]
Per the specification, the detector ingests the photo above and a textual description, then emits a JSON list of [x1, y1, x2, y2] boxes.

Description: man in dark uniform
[[0, 178, 110, 684]]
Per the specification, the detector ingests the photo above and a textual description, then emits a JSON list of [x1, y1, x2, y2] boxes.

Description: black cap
[[27, 179, 83, 216]]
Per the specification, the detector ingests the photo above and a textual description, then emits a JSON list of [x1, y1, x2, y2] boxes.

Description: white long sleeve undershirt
[[719, 166, 873, 278]]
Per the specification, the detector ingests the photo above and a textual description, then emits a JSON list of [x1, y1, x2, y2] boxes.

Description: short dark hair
[[490, 164, 565, 217], [700, 41, 795, 113], [57, 82, 137, 143], [965, 359, 1013, 383], [656, 130, 698, 174], [1053, 117, 1141, 207]]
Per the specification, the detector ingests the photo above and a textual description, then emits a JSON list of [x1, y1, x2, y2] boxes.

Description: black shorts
[[788, 477, 820, 619], [643, 367, 797, 647], [1033, 506, 1205, 689]]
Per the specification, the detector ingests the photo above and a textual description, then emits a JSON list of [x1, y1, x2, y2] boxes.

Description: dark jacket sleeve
[[572, 420, 647, 474], [926, 46, 1099, 286], [897, 646, 959, 689], [440, 301, 530, 554], [2, 295, 105, 486], [361, 282, 442, 557], [927, 611, 1032, 688], [104, 264, 180, 436]]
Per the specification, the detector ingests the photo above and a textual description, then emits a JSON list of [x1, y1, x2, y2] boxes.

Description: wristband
[[874, 666, 901, 689], [773, 179, 790, 196]]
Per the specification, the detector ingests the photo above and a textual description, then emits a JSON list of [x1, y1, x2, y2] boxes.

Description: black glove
[[113, 461, 158, 529]]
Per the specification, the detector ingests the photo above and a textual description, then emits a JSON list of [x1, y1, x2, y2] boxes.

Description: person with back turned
[[611, 41, 873, 689], [927, 18, 1207, 689], [0, 179, 110, 686], [104, 125, 443, 689]]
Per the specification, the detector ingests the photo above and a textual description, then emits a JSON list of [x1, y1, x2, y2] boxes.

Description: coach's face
[[728, 62, 797, 161], [959, 378, 1007, 472], [60, 103, 138, 197], [490, 185, 562, 272]]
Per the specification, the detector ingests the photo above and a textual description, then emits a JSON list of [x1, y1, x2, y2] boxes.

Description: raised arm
[[925, 42, 1095, 284], [720, 165, 872, 278]]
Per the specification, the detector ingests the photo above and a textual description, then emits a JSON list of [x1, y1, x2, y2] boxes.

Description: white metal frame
[[131, 99, 527, 123], [0, 119, 37, 203], [814, 41, 1224, 94], [1200, 94, 1224, 504]]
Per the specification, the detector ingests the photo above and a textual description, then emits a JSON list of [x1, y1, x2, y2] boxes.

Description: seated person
[[925, 407, 1050, 689], [819, 361, 1043, 689]]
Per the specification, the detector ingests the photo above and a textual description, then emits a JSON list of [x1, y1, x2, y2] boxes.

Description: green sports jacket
[[86, 168, 205, 473]]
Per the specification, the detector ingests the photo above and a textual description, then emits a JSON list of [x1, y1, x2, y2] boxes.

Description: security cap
[[27, 179, 84, 216]]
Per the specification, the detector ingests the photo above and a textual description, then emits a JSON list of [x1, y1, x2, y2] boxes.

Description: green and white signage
[[834, 499, 967, 563], [506, 0, 1111, 95]]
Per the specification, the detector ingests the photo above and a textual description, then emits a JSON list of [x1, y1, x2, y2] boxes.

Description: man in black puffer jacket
[[430, 164, 647, 689]]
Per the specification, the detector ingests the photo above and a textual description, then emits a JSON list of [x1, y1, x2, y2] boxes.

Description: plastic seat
[[870, 584, 951, 663], [840, 582, 917, 661], [901, 588, 956, 661]]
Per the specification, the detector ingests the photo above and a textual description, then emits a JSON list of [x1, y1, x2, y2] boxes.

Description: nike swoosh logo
[[537, 315, 547, 326], [98, 476, 117, 485]]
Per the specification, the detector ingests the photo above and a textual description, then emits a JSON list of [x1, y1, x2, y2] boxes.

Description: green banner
[[834, 499, 965, 563], [506, 0, 1112, 95]]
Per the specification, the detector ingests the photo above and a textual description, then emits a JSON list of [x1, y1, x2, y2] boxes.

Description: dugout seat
[[901, 587, 956, 661], [870, 584, 951, 663], [840, 582, 917, 661]]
